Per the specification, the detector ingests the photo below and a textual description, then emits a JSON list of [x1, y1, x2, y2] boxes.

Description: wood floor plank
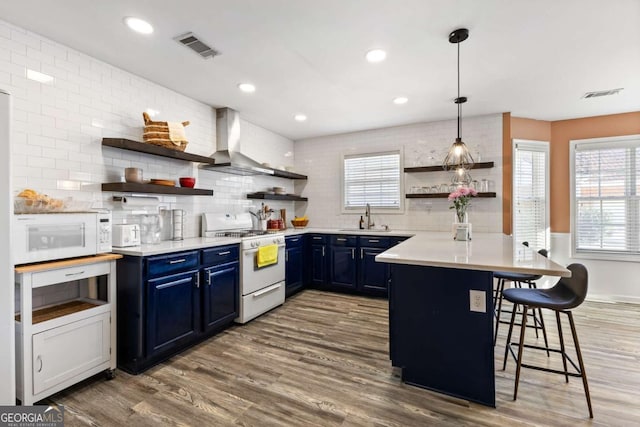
[[45, 290, 640, 426]]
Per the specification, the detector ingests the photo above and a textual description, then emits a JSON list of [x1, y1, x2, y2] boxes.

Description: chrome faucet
[[365, 203, 375, 229]]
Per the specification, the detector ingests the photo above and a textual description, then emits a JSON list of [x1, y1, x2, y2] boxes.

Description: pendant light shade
[[443, 28, 474, 184]]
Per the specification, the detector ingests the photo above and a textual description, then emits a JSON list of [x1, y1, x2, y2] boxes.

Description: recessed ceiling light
[[393, 97, 408, 105], [123, 17, 154, 35], [366, 49, 387, 63], [26, 69, 54, 84], [294, 114, 307, 122], [238, 83, 256, 93]]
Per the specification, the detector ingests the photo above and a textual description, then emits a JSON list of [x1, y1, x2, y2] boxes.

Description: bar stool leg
[[555, 311, 569, 383], [503, 303, 519, 370], [513, 306, 529, 400], [567, 311, 594, 418], [494, 278, 506, 345], [538, 307, 550, 357]]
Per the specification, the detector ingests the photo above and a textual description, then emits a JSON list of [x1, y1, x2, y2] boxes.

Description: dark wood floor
[[48, 290, 640, 426]]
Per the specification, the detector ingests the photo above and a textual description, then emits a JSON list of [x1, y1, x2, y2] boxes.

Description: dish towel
[[257, 244, 278, 268]]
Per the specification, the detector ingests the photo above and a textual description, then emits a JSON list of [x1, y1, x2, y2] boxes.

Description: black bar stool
[[502, 263, 593, 418], [493, 245, 549, 348]]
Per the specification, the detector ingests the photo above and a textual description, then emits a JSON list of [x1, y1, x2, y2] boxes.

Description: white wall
[[0, 19, 297, 240], [293, 114, 503, 231]]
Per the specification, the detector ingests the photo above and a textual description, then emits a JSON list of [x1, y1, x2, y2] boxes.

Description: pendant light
[[443, 28, 474, 185]]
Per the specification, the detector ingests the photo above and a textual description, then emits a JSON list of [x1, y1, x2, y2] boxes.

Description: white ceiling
[[1, 0, 639, 140]]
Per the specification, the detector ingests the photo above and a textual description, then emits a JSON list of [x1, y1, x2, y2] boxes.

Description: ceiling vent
[[175, 32, 219, 59], [582, 88, 623, 99]]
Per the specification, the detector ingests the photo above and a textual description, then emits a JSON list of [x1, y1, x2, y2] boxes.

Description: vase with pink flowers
[[448, 186, 477, 240]]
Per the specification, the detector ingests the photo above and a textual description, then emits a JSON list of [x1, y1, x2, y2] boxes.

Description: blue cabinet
[[308, 234, 327, 286], [358, 236, 392, 294], [285, 236, 304, 297], [202, 262, 238, 332], [116, 244, 240, 374], [146, 270, 200, 357], [329, 236, 358, 289]]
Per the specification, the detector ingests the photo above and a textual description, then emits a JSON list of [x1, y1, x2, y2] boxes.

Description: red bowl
[[179, 177, 196, 188]]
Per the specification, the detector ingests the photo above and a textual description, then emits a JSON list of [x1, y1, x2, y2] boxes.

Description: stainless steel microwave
[[13, 212, 112, 265]]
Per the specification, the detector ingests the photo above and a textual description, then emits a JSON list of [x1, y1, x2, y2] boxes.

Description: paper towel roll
[[113, 196, 159, 209]]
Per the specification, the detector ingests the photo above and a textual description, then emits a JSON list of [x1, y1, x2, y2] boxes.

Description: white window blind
[[513, 140, 549, 251], [343, 151, 401, 209], [573, 136, 640, 257]]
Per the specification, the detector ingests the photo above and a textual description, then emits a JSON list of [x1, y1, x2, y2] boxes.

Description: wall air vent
[[175, 32, 219, 59], [582, 88, 623, 98]]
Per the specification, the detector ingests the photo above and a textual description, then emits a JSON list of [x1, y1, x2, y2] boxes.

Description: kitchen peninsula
[[376, 233, 570, 407]]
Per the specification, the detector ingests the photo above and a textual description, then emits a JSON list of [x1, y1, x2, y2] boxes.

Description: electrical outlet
[[469, 290, 486, 313]]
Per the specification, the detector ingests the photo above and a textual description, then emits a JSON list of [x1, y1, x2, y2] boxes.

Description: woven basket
[[142, 112, 190, 152]]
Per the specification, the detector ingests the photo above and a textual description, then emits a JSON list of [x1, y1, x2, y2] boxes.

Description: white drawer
[[31, 262, 110, 288], [236, 281, 284, 324]]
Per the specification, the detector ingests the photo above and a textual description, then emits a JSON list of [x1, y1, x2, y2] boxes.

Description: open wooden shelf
[[102, 138, 216, 164], [246, 192, 308, 201], [404, 161, 495, 173], [102, 182, 213, 196], [406, 192, 496, 199], [16, 300, 100, 324]]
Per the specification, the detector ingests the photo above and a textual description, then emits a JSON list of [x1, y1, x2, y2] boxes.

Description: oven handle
[[244, 245, 285, 255], [253, 283, 282, 297]]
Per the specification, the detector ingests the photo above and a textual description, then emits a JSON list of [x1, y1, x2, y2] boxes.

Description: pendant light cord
[[457, 40, 462, 140]]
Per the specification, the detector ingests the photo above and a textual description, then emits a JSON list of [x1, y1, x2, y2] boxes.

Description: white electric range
[[202, 213, 285, 323]]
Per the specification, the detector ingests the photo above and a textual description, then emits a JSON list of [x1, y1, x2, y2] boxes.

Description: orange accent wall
[[550, 112, 640, 232]]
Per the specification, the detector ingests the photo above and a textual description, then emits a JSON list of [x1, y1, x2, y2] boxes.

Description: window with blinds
[[513, 140, 549, 251], [343, 151, 402, 210], [572, 135, 640, 257]]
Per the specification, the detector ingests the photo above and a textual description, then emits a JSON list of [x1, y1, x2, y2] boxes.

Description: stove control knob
[[251, 241, 256, 248]]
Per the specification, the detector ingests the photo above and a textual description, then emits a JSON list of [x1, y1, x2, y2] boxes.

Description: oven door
[[13, 213, 98, 264], [241, 244, 286, 295]]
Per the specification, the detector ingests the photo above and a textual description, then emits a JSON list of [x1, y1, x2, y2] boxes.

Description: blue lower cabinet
[[202, 262, 239, 332], [359, 246, 390, 293], [310, 244, 327, 285], [146, 270, 200, 357], [330, 246, 358, 289], [286, 236, 305, 297]]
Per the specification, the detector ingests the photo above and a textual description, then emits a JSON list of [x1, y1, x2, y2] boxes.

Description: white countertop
[[282, 227, 415, 237], [111, 236, 241, 256], [375, 232, 571, 277]]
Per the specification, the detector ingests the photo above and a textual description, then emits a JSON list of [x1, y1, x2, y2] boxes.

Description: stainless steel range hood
[[201, 107, 274, 176]]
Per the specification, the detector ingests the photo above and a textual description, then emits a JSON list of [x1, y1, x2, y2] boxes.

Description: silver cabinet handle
[[290, 238, 299, 242], [169, 258, 186, 264], [351, 248, 355, 259], [313, 236, 322, 240], [36, 355, 43, 373], [361, 248, 364, 259], [207, 271, 213, 286], [195, 273, 200, 288], [286, 251, 289, 262], [322, 246, 325, 257], [65, 271, 85, 277], [337, 238, 347, 242], [217, 251, 231, 256], [368, 239, 380, 243]]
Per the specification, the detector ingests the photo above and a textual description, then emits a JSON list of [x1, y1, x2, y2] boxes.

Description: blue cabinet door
[[202, 262, 238, 332], [359, 247, 390, 292], [310, 244, 326, 285], [146, 270, 199, 357], [330, 246, 357, 289], [285, 246, 304, 296]]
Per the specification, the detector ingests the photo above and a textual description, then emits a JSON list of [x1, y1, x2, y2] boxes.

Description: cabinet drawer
[[146, 251, 199, 278], [201, 245, 239, 266], [308, 234, 326, 244], [285, 236, 304, 248], [330, 235, 357, 246], [31, 262, 110, 289], [358, 236, 390, 248]]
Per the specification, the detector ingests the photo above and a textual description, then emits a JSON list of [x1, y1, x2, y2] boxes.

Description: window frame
[[570, 134, 640, 262], [512, 139, 550, 252], [341, 149, 404, 214]]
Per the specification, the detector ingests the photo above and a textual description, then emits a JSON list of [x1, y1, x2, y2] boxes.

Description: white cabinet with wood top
[[14, 254, 121, 405]]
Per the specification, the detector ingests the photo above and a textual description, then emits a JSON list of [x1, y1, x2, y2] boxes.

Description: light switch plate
[[470, 290, 486, 313]]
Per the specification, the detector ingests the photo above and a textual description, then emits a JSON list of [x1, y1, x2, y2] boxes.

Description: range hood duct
[[202, 108, 274, 176]]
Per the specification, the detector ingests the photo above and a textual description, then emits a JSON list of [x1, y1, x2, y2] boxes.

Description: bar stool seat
[[493, 246, 549, 347], [502, 263, 593, 418]]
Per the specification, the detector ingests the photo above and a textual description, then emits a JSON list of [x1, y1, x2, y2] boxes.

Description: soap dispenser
[[359, 216, 365, 229]]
